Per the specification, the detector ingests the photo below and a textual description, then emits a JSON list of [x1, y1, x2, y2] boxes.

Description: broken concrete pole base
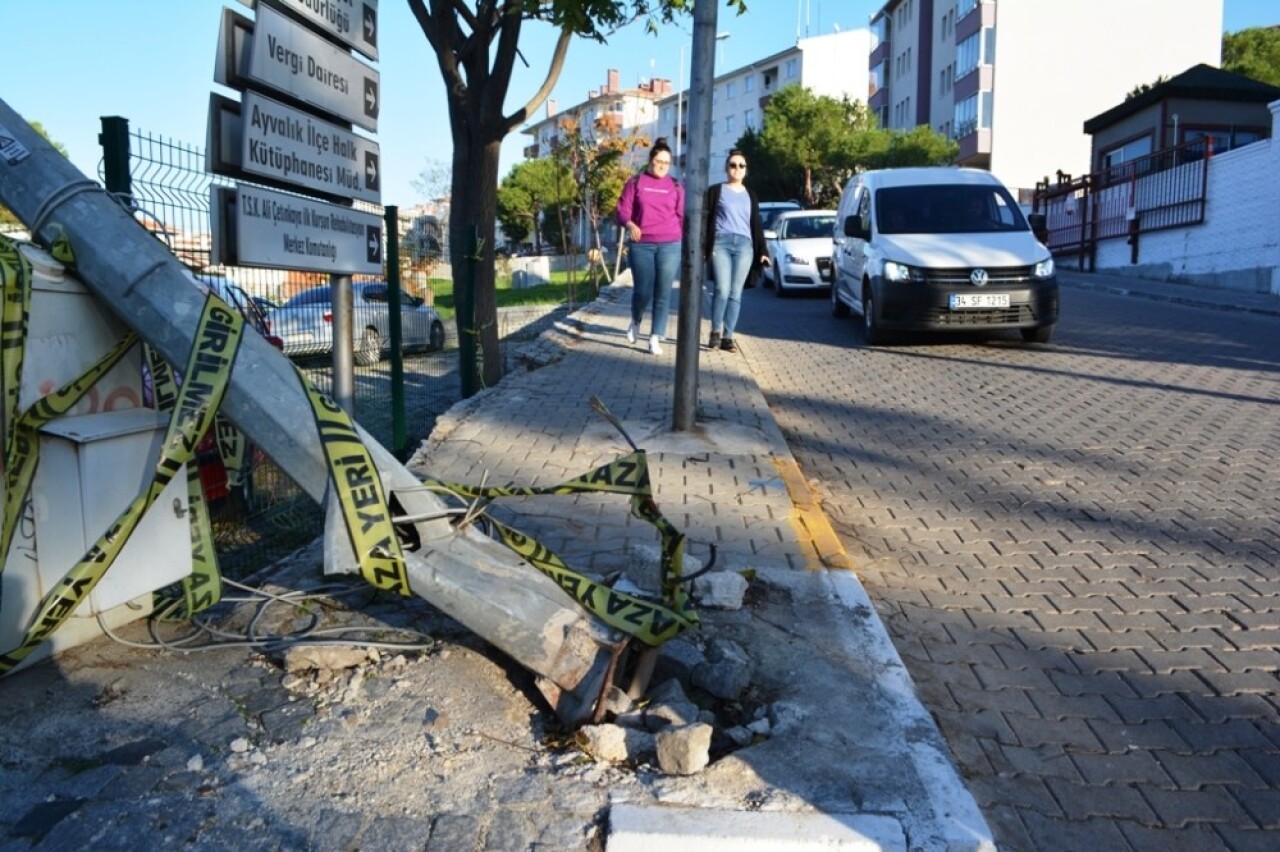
[[0, 98, 617, 727], [656, 723, 713, 775]]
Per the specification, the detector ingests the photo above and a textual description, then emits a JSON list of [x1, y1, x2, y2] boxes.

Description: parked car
[[251, 295, 280, 315], [763, 210, 836, 295], [758, 200, 803, 231], [198, 274, 283, 349], [831, 167, 1058, 345], [750, 201, 803, 288], [182, 271, 284, 510], [270, 281, 447, 365]]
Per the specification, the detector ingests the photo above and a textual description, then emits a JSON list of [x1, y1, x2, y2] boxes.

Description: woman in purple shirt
[[616, 138, 684, 355]]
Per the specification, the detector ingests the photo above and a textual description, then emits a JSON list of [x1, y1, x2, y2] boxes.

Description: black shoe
[[720, 337, 737, 352], [708, 331, 721, 350]]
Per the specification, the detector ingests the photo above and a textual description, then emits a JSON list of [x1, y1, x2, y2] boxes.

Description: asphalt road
[[734, 281, 1280, 851]]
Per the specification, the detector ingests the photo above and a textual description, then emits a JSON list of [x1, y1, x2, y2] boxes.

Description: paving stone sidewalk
[[0, 282, 990, 851]]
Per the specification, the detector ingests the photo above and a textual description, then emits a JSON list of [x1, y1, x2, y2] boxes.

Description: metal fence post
[[98, 116, 131, 201], [458, 225, 479, 398], [385, 206, 406, 457]]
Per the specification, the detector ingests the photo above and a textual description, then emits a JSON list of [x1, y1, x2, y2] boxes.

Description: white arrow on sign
[[258, 0, 378, 61], [217, 4, 381, 133], [218, 183, 384, 275], [211, 91, 382, 204]]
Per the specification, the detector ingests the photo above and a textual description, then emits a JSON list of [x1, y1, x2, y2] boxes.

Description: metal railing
[[1033, 137, 1213, 268]]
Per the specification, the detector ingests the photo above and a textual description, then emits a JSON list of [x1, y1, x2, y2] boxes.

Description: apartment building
[[521, 69, 671, 167], [653, 29, 872, 181], [870, 0, 1223, 197]]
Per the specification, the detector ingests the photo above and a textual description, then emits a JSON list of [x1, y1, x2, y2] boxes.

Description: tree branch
[[504, 26, 571, 134]]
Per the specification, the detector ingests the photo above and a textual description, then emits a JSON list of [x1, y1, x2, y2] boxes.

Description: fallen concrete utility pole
[[0, 99, 616, 724]]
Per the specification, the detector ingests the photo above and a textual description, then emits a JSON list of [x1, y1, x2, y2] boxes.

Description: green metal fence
[[99, 117, 467, 577]]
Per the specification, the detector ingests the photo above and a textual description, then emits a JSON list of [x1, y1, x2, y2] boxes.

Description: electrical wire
[[96, 575, 435, 656]]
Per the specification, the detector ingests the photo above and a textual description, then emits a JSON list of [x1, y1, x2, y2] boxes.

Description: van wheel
[[862, 286, 885, 345], [355, 327, 382, 365], [831, 281, 850, 317], [1021, 325, 1053, 344]]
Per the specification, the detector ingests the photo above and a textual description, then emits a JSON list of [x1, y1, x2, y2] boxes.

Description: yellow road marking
[[773, 456, 854, 571]]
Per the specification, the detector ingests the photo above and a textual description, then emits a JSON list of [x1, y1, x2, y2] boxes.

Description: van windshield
[[875, 185, 1028, 235]]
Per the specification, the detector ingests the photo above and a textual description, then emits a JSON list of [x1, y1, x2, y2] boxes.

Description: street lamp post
[[675, 32, 729, 174], [676, 44, 684, 168]]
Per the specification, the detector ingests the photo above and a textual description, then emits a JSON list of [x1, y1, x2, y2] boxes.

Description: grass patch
[[426, 268, 611, 322]]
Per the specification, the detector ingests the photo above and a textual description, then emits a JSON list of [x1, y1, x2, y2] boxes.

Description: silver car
[[763, 210, 837, 295], [269, 281, 447, 365]]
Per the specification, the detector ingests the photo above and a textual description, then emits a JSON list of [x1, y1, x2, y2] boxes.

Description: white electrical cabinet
[[34, 409, 192, 614], [0, 244, 193, 666]]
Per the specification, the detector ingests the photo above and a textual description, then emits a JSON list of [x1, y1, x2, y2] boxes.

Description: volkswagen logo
[[970, 268, 989, 287]]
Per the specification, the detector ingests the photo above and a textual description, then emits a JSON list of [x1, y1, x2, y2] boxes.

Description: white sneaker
[[626, 322, 638, 344], [648, 334, 662, 355]]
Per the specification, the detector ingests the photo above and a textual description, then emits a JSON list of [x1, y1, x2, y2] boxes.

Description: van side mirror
[[1027, 212, 1049, 244], [842, 216, 868, 240]]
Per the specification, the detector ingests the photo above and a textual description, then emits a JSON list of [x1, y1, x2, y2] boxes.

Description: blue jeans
[[709, 232, 753, 338], [628, 240, 680, 338]]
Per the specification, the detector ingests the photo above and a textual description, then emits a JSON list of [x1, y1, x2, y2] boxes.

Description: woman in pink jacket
[[616, 138, 684, 355]]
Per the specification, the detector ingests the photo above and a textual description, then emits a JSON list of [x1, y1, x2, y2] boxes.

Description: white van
[[831, 167, 1058, 344]]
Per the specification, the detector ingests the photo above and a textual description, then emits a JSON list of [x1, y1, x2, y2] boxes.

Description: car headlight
[[883, 260, 926, 283], [1033, 257, 1055, 279], [784, 254, 810, 265]]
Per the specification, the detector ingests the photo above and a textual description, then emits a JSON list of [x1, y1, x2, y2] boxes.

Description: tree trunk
[[449, 135, 504, 394]]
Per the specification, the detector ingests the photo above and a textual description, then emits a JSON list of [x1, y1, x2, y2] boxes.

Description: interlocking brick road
[[735, 281, 1280, 851]]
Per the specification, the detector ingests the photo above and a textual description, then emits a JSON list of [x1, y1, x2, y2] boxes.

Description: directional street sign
[[212, 184, 383, 275], [216, 4, 379, 133], [260, 0, 378, 61], [208, 91, 381, 204]]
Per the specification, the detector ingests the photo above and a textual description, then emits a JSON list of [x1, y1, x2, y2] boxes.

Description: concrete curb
[[1057, 271, 1280, 317], [608, 804, 907, 851]]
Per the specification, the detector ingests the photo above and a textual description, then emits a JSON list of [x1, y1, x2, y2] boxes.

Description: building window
[[745, 75, 755, 93], [958, 0, 978, 18], [763, 68, 777, 89], [1101, 135, 1153, 171], [785, 58, 798, 78], [744, 108, 756, 129], [871, 60, 886, 96], [663, 106, 672, 121], [726, 81, 736, 98], [1185, 128, 1262, 153], [956, 31, 984, 79], [954, 93, 978, 137]]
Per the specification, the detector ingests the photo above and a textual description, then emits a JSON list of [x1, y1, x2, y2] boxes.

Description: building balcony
[[523, 144, 540, 158], [955, 128, 992, 166]]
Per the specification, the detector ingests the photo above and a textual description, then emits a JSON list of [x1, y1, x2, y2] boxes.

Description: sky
[[4, 0, 1277, 207]]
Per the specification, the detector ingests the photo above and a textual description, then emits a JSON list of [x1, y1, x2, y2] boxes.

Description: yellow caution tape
[[143, 343, 224, 619], [214, 413, 248, 491], [299, 371, 409, 595], [421, 450, 699, 646], [1, 235, 32, 469], [0, 296, 242, 673]]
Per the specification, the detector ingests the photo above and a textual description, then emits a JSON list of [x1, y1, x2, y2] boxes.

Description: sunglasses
[[652, 158, 672, 166], [728, 162, 747, 169]]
